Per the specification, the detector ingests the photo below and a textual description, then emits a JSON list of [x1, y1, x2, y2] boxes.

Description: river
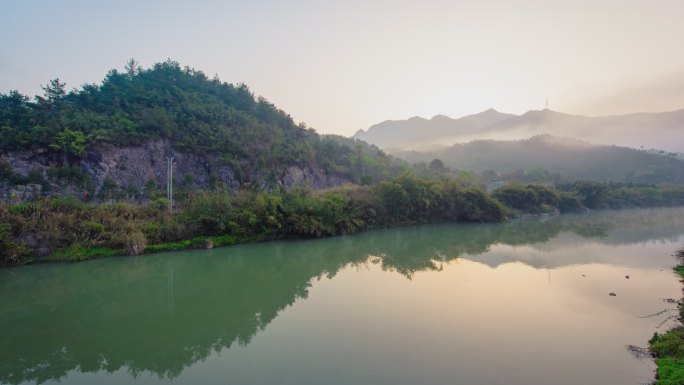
[[1, 207, 684, 385]]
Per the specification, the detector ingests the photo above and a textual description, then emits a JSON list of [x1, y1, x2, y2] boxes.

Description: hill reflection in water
[[0, 207, 683, 384]]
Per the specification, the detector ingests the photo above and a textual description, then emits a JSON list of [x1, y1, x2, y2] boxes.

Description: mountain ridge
[[354, 108, 684, 152], [394, 134, 684, 184]]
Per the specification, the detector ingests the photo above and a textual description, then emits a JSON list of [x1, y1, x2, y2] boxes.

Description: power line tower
[[166, 157, 174, 212]]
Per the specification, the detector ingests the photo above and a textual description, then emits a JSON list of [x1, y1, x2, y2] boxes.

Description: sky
[[1, 0, 684, 137]]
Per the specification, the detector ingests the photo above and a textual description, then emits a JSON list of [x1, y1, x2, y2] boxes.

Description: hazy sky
[[2, 0, 683, 136]]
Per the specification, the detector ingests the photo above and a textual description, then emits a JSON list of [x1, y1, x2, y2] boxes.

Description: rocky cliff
[[0, 139, 351, 202]]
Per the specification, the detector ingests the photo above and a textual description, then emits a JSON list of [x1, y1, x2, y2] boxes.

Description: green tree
[[124, 58, 140, 79], [493, 184, 558, 213], [429, 158, 445, 171], [571, 181, 607, 209], [41, 78, 67, 104], [50, 128, 87, 163]]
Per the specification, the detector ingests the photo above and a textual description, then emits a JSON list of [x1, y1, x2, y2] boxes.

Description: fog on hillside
[[354, 109, 684, 153]]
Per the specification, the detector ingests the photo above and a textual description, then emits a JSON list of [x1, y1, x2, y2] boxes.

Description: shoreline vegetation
[[2, 175, 684, 266], [649, 248, 684, 385], [1, 61, 684, 268]]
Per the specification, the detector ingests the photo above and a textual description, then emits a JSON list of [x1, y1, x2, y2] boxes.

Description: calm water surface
[[2, 208, 684, 385]]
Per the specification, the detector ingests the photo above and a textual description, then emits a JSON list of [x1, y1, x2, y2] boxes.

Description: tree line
[[2, 174, 684, 265]]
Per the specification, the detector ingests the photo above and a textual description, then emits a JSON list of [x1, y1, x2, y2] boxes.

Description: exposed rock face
[[281, 166, 350, 190], [0, 139, 351, 202], [2, 183, 44, 202], [83, 139, 236, 193]]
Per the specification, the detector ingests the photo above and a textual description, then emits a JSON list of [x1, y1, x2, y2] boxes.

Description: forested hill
[[394, 135, 684, 184], [0, 60, 402, 199]]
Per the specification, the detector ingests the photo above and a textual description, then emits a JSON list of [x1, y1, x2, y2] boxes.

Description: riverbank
[[2, 178, 684, 266], [0, 177, 507, 265], [649, 248, 684, 384]]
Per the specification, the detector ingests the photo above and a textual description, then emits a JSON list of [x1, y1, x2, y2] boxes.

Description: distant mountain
[[394, 135, 684, 184], [354, 109, 515, 150], [354, 108, 684, 152]]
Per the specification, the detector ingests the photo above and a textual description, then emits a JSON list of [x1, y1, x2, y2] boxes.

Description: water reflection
[[0, 208, 682, 384]]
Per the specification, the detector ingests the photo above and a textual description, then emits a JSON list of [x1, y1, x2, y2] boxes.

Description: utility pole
[[166, 157, 174, 211]]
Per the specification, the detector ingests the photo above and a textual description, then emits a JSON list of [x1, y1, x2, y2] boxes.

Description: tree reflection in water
[[0, 207, 682, 384]]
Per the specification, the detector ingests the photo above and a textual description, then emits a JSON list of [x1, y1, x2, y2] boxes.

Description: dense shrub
[[493, 184, 559, 213], [1, 177, 683, 265]]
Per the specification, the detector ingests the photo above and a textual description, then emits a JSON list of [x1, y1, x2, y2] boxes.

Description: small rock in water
[[625, 275, 629, 279], [581, 274, 586, 277], [609, 292, 617, 296]]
